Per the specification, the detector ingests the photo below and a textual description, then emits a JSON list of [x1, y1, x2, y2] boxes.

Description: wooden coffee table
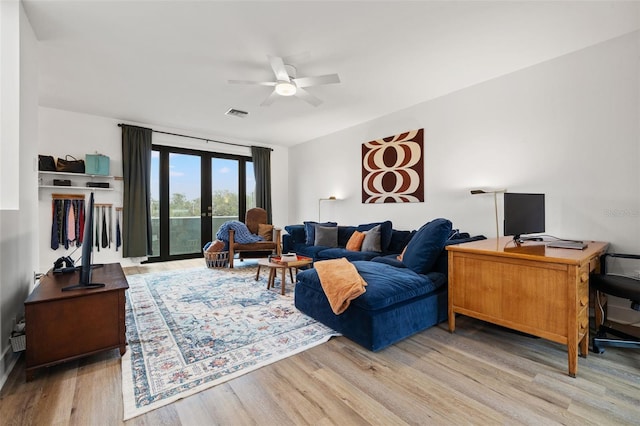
[[256, 256, 313, 295]]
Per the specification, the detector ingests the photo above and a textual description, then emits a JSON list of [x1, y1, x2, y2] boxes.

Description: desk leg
[[579, 333, 589, 358], [256, 264, 261, 281], [568, 348, 578, 378]]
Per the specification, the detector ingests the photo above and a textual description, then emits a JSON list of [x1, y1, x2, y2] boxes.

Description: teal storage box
[[85, 154, 110, 176]]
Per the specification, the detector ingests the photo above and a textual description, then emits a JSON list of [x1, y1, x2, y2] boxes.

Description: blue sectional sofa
[[283, 220, 414, 262], [293, 218, 485, 351]]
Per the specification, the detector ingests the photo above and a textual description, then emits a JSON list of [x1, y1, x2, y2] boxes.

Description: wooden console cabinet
[[447, 238, 608, 377], [24, 263, 129, 380]]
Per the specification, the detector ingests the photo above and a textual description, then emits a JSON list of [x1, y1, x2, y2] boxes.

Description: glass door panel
[[211, 158, 239, 237], [169, 153, 201, 256], [150, 151, 160, 256], [147, 145, 253, 263], [246, 162, 256, 210]]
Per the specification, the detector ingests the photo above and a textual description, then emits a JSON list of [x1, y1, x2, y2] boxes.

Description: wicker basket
[[10, 333, 26, 352], [204, 250, 229, 268]]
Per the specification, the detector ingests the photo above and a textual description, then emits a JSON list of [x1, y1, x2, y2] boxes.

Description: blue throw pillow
[[303, 221, 337, 245], [401, 218, 453, 275], [357, 220, 393, 252]]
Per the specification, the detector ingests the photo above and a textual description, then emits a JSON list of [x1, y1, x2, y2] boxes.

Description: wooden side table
[[256, 256, 313, 295], [447, 237, 608, 377]]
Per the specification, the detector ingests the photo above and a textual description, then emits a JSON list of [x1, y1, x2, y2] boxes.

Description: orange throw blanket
[[314, 258, 367, 315]]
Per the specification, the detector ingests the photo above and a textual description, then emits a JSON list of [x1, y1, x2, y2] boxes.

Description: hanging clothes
[[51, 199, 62, 250], [108, 206, 112, 248], [77, 200, 85, 245], [116, 209, 122, 251], [63, 200, 71, 250], [95, 204, 100, 252], [50, 196, 85, 250], [102, 206, 108, 248], [67, 201, 76, 244]]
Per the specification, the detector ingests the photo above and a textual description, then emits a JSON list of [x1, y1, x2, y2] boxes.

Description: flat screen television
[[62, 192, 105, 291], [503, 193, 545, 243]]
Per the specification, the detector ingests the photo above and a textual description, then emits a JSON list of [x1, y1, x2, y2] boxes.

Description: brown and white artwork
[[362, 128, 424, 204]]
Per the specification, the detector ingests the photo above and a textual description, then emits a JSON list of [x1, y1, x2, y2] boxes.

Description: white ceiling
[[22, 1, 640, 147]]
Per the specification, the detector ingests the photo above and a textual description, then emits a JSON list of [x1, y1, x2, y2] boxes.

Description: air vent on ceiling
[[225, 108, 248, 118]]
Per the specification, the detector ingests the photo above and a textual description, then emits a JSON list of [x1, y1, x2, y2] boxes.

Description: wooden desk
[[447, 238, 608, 377], [24, 263, 129, 380]]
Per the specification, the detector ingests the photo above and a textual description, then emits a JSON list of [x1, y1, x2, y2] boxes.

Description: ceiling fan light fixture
[[275, 81, 296, 96]]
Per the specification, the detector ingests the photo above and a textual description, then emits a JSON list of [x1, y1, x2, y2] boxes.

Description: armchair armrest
[[273, 227, 282, 256]]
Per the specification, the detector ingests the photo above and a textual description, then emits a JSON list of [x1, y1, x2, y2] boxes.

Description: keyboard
[[547, 241, 588, 250]]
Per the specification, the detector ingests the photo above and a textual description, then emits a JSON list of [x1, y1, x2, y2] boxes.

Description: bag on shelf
[[38, 155, 56, 171], [85, 154, 110, 176], [56, 155, 85, 173]]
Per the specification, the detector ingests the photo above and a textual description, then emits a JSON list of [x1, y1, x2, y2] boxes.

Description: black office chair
[[590, 253, 640, 353]]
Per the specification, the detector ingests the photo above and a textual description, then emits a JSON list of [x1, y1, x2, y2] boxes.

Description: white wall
[[290, 32, 640, 325], [0, 1, 39, 388], [38, 107, 288, 272]]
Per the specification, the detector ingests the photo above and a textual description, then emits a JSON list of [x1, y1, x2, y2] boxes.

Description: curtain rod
[[117, 123, 273, 151]]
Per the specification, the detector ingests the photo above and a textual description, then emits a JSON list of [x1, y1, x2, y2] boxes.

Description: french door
[[149, 145, 254, 262]]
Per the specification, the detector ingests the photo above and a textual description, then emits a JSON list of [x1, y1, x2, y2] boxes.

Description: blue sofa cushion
[[371, 256, 406, 268], [303, 221, 337, 245], [316, 248, 380, 262], [387, 229, 415, 254], [284, 224, 305, 244], [357, 221, 393, 252], [337, 226, 357, 247], [402, 218, 453, 275], [291, 243, 332, 260], [296, 260, 446, 312]]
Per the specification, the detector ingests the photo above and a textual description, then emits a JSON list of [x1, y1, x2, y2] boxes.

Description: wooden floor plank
[[2, 258, 639, 425]]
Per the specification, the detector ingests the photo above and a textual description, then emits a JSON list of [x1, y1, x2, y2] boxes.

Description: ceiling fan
[[228, 55, 340, 107]]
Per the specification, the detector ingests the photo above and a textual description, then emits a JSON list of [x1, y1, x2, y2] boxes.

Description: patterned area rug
[[121, 266, 338, 420]]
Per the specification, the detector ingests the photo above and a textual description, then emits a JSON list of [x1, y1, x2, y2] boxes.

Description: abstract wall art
[[362, 128, 424, 203]]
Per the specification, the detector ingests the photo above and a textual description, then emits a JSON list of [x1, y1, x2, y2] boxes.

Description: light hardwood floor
[[1, 258, 639, 425]]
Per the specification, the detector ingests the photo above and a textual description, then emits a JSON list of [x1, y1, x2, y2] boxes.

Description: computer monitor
[[503, 193, 545, 243]]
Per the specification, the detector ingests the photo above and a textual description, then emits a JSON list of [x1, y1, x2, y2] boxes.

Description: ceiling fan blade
[[268, 55, 290, 82], [292, 74, 340, 88], [228, 80, 276, 86], [260, 90, 279, 107], [295, 88, 322, 107]]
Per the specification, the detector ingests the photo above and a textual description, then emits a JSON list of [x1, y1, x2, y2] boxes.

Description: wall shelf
[[38, 171, 122, 180], [39, 185, 114, 191], [38, 171, 121, 192]]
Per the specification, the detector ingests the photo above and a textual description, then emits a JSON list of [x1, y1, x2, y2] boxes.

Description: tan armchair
[[228, 207, 281, 268]]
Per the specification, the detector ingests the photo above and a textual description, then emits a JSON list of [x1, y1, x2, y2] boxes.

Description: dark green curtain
[[121, 125, 153, 257], [251, 146, 272, 223]]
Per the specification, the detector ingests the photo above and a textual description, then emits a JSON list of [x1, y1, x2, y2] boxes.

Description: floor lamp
[[318, 196, 337, 221], [470, 189, 506, 240]]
